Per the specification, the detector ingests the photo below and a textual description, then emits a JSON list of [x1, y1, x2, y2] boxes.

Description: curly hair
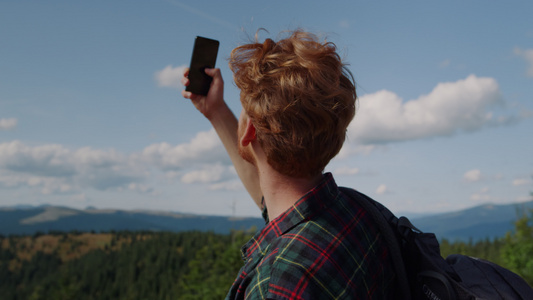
[[229, 30, 357, 178]]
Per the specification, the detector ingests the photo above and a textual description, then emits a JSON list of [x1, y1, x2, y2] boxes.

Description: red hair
[[229, 30, 356, 178]]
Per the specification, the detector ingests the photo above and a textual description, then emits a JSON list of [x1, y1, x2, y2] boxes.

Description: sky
[[1, 1, 532, 217]]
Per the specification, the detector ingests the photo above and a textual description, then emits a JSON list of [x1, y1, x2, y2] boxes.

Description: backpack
[[339, 187, 533, 300]]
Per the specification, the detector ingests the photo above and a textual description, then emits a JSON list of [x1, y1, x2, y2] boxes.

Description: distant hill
[[1, 200, 532, 241], [408, 201, 533, 241], [0, 206, 265, 236]]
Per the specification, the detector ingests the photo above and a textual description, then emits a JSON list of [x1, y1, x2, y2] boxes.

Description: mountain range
[[0, 205, 265, 236], [1, 200, 532, 241]]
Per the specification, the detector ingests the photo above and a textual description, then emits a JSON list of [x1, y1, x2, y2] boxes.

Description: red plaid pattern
[[226, 173, 396, 299]]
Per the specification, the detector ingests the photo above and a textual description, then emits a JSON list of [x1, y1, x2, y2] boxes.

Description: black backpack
[[340, 187, 533, 300]]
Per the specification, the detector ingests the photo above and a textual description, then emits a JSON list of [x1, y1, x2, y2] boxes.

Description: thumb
[[204, 68, 220, 78]]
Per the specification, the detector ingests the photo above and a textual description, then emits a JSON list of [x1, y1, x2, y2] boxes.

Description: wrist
[[207, 101, 233, 125]]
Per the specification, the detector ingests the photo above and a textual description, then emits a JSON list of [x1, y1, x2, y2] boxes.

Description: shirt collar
[[242, 172, 340, 259]]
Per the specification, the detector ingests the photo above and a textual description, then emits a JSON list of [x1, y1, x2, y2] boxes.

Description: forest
[[1, 211, 532, 300]]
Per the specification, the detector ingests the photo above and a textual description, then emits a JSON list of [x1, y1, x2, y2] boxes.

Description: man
[[182, 30, 396, 299]]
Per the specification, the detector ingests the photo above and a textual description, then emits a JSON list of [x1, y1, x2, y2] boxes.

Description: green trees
[[502, 208, 533, 286], [439, 205, 533, 287], [0, 231, 253, 300], [177, 230, 252, 300], [439, 238, 504, 266], [1, 216, 532, 300]]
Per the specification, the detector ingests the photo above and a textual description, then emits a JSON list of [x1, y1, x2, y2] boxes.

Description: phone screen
[[185, 36, 220, 96]]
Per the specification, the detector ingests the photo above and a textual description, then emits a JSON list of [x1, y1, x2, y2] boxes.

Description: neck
[[257, 163, 323, 221]]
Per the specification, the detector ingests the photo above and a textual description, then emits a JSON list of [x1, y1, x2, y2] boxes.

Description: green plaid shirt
[[226, 173, 396, 300]]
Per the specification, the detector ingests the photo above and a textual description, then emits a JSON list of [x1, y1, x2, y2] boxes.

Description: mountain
[[0, 206, 265, 236], [1, 200, 532, 241], [408, 201, 533, 242]]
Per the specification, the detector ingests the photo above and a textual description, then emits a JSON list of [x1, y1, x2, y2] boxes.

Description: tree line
[[0, 210, 531, 299], [0, 230, 254, 300]]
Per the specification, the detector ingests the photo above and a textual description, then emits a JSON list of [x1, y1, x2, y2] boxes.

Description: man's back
[[226, 173, 396, 300]]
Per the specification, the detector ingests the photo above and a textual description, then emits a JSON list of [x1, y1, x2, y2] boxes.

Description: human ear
[[240, 119, 256, 147]]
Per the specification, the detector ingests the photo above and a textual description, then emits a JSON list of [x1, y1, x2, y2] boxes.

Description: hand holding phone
[[185, 36, 220, 96]]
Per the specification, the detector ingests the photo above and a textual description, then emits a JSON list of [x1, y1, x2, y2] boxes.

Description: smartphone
[[185, 36, 220, 96]]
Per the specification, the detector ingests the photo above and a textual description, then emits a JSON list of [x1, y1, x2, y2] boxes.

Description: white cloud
[[347, 75, 507, 145], [70, 193, 87, 203], [470, 186, 492, 202], [181, 163, 239, 187], [514, 47, 533, 77], [513, 178, 532, 186], [141, 129, 226, 170], [42, 182, 73, 195], [0, 141, 146, 194], [0, 118, 17, 131], [376, 184, 388, 195], [463, 169, 481, 182], [516, 195, 533, 203], [336, 144, 376, 159], [470, 193, 492, 202], [0, 141, 75, 177], [334, 166, 360, 176], [0, 171, 73, 195], [154, 65, 187, 88], [208, 180, 244, 191], [127, 183, 156, 194], [469, 185, 499, 202], [181, 164, 225, 184], [0, 128, 231, 197]]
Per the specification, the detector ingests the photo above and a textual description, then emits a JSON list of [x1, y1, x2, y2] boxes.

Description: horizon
[[1, 1, 532, 217], [3, 197, 533, 220]]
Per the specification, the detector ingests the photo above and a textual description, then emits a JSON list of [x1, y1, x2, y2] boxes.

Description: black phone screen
[[185, 36, 219, 96]]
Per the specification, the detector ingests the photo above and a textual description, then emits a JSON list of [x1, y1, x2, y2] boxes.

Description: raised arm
[[181, 68, 262, 209]]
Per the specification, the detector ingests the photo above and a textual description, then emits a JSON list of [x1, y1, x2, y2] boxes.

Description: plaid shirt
[[226, 173, 396, 300]]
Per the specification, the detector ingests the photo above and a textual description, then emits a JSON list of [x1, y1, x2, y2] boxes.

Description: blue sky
[[1, 1, 532, 217]]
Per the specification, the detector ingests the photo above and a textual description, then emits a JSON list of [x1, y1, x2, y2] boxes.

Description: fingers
[[204, 68, 221, 79], [181, 68, 221, 102], [181, 89, 201, 102], [181, 68, 190, 86], [181, 89, 191, 98], [181, 76, 189, 87], [204, 68, 224, 89]]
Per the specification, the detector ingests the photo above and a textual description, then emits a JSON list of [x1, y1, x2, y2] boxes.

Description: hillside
[[0, 206, 265, 236], [410, 201, 533, 241], [0, 231, 252, 300], [1, 200, 532, 241]]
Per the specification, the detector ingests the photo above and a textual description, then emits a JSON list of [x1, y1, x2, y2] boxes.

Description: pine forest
[[1, 211, 532, 300]]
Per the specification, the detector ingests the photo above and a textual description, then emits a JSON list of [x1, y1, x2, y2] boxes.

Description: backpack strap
[[339, 187, 412, 299]]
